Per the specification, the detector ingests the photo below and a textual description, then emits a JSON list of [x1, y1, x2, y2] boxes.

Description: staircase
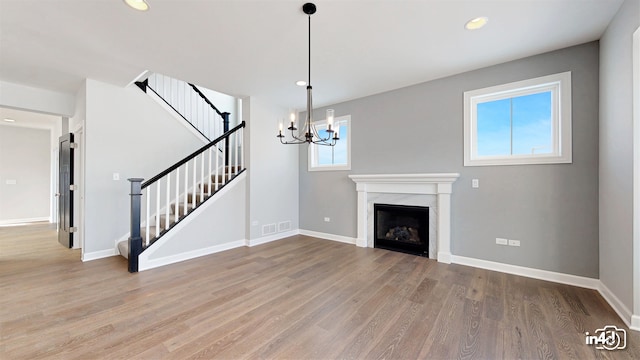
[[136, 72, 231, 142], [120, 73, 245, 272]]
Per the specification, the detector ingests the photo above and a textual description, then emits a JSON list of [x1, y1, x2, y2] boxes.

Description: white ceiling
[[0, 0, 624, 110], [0, 107, 59, 130]]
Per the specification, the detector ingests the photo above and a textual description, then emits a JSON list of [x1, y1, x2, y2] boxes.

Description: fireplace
[[374, 203, 429, 256]]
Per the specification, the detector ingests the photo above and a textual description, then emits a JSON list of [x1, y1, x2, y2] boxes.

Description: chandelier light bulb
[[326, 109, 334, 130]]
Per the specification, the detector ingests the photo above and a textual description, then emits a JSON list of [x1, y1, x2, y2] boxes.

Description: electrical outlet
[[113, 173, 120, 181], [251, 221, 259, 226], [508, 239, 521, 247], [496, 238, 508, 245], [324, 217, 330, 222]]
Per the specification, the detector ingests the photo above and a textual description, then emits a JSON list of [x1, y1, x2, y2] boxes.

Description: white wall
[[599, 0, 640, 318], [0, 80, 75, 117], [0, 125, 51, 223], [141, 174, 247, 268], [82, 79, 204, 256], [201, 87, 238, 127], [244, 96, 299, 240]]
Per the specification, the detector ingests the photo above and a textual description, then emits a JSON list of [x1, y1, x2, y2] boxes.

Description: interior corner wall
[[83, 79, 204, 255], [0, 126, 51, 222], [599, 0, 640, 315], [244, 96, 299, 240], [300, 42, 600, 278]]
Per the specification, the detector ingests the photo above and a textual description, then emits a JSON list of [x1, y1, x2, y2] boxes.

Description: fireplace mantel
[[349, 173, 460, 263]]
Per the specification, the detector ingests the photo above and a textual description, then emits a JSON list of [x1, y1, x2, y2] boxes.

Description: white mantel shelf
[[349, 173, 460, 263]]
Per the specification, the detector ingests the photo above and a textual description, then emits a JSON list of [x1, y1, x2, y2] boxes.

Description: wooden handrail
[[188, 83, 229, 119], [141, 121, 245, 189]]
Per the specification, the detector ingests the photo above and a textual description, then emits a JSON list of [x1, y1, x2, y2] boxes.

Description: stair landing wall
[[138, 172, 247, 271]]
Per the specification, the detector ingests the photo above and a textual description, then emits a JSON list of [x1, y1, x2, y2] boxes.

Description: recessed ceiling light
[[3, 118, 15, 123], [465, 17, 489, 30], [124, 0, 149, 11], [296, 80, 307, 87]]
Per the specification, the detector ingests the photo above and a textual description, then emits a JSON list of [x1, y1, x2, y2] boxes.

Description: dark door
[[58, 133, 74, 248]]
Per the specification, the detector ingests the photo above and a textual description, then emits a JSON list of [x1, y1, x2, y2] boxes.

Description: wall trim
[[299, 229, 357, 245], [598, 281, 633, 329], [247, 230, 299, 247], [451, 255, 600, 289], [632, 315, 640, 331], [632, 25, 640, 333], [139, 239, 246, 271], [0, 217, 50, 225], [82, 248, 117, 262]]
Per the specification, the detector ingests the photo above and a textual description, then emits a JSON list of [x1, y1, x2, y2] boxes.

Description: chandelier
[[278, 3, 338, 146]]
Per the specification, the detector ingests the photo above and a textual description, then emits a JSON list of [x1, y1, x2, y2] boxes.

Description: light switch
[[472, 179, 479, 188], [113, 173, 120, 181]]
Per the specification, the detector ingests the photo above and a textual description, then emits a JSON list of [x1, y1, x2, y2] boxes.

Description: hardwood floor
[[1, 222, 638, 359]]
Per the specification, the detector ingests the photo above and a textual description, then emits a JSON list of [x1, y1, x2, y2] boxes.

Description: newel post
[[128, 178, 144, 273]]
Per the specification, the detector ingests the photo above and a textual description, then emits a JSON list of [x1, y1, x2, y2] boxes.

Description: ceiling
[[0, 107, 59, 130], [0, 0, 624, 111]]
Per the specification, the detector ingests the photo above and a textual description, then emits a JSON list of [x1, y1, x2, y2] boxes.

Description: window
[[308, 115, 351, 171], [463, 72, 572, 166]]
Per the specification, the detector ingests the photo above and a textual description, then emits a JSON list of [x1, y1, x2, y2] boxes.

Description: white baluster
[[222, 139, 226, 184], [200, 151, 205, 203], [208, 148, 212, 197], [192, 156, 197, 208], [215, 143, 219, 192], [234, 131, 239, 175], [240, 127, 245, 170], [145, 188, 150, 246], [155, 182, 160, 239], [175, 167, 180, 218], [184, 162, 188, 215], [165, 175, 170, 230]]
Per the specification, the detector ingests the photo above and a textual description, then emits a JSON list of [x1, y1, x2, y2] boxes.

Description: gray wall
[[0, 125, 51, 222], [245, 96, 299, 240], [599, 0, 639, 313], [300, 42, 600, 278]]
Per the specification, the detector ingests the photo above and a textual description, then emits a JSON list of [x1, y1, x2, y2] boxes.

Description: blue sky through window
[[477, 91, 552, 156], [317, 124, 348, 165]]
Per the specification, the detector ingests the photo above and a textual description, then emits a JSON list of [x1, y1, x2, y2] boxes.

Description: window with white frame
[[308, 114, 351, 171], [463, 72, 572, 166]]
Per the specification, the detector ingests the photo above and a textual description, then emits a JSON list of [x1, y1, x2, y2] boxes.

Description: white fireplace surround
[[349, 173, 460, 264]]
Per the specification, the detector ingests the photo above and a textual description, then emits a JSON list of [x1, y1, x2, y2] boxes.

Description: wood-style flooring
[[1, 222, 638, 359]]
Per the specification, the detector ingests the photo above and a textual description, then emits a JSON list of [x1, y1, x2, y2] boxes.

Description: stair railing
[[127, 121, 245, 272], [136, 73, 230, 142]]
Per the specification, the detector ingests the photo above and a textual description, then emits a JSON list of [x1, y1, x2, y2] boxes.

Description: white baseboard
[[82, 248, 117, 262], [437, 251, 452, 264], [247, 230, 299, 247], [451, 255, 600, 290], [598, 281, 633, 329], [0, 217, 50, 225], [299, 229, 357, 245], [631, 315, 640, 331], [140, 239, 246, 271]]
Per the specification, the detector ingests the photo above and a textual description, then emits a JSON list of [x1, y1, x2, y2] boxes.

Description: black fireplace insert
[[374, 203, 429, 256]]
